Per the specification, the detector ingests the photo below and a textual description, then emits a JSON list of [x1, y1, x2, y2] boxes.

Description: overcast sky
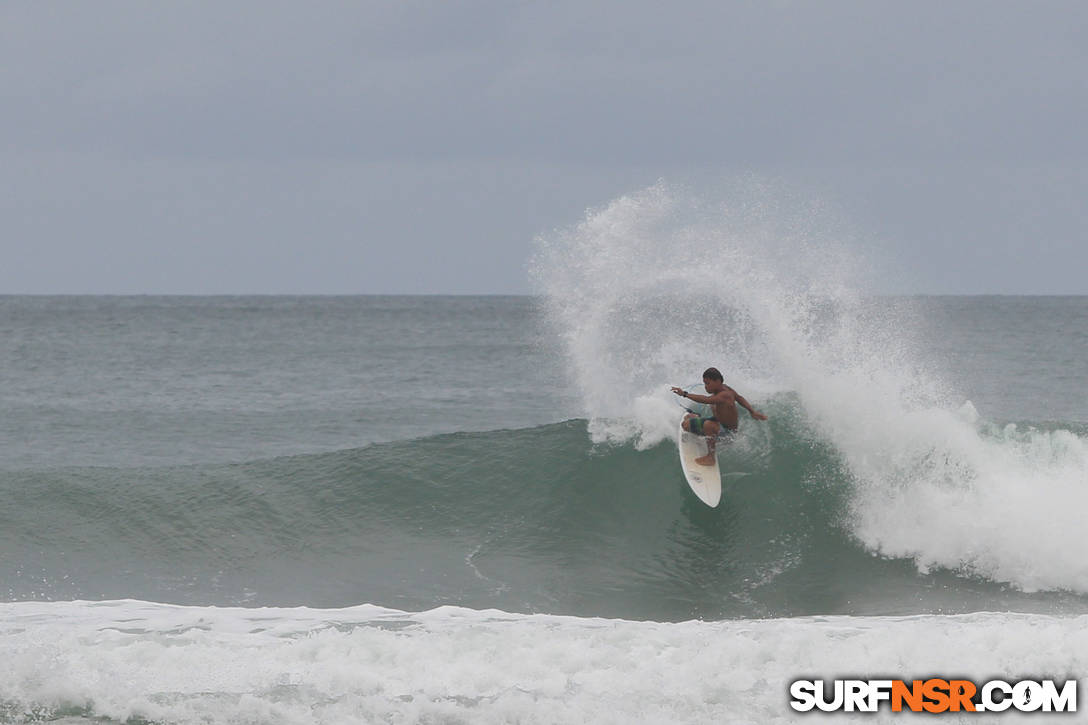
[[3, 1, 1086, 294]]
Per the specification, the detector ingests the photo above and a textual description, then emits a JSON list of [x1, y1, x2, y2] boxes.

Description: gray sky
[[3, 1, 1086, 294]]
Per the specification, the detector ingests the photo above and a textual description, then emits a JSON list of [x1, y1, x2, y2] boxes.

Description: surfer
[[671, 367, 768, 466]]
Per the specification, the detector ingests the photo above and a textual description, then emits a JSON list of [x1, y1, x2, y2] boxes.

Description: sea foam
[[1, 599, 1085, 724]]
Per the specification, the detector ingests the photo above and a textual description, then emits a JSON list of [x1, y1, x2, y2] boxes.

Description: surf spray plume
[[530, 181, 1088, 595]]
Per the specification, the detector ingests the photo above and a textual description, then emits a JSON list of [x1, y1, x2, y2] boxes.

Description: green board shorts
[[687, 416, 737, 438]]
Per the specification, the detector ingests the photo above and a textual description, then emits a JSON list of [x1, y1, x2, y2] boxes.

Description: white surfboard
[[677, 419, 722, 507]]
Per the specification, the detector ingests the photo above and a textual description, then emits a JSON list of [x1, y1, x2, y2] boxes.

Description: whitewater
[[2, 183, 1087, 723], [3, 601, 1086, 724]]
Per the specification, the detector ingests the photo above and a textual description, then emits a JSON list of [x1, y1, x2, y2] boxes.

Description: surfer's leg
[[695, 419, 720, 466]]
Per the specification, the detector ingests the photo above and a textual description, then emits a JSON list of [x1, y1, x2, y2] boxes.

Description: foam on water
[[1, 599, 1085, 724], [532, 182, 1088, 595]]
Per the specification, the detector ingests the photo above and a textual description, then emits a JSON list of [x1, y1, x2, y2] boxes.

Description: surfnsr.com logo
[[789, 678, 1077, 714]]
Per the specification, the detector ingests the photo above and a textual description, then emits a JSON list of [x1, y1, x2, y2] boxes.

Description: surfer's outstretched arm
[[735, 393, 768, 420], [673, 389, 726, 405]]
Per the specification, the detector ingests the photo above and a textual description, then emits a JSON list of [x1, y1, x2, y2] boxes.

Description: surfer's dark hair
[[702, 367, 723, 382]]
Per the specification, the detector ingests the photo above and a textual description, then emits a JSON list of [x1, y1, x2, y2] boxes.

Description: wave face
[[530, 182, 1088, 606], [3, 414, 1086, 620]]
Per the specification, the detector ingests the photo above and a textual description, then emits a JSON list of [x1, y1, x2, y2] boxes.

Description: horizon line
[[2, 292, 1086, 298]]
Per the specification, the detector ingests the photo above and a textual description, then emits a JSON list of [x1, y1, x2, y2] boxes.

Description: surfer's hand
[[751, 411, 768, 421], [670, 387, 685, 396]]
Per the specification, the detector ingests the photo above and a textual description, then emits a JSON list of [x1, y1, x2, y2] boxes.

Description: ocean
[[3, 193, 1088, 723]]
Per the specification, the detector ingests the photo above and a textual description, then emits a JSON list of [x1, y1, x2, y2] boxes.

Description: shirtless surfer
[[671, 367, 768, 466]]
